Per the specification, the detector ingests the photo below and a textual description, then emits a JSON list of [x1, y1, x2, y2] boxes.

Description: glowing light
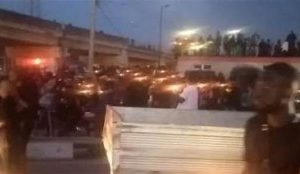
[[189, 44, 206, 50], [155, 77, 167, 82], [33, 58, 42, 65], [133, 76, 148, 81], [165, 84, 185, 93], [133, 72, 141, 76], [170, 75, 177, 78], [188, 41, 213, 51], [189, 42, 198, 46], [225, 88, 232, 93], [226, 29, 242, 35], [177, 29, 199, 37], [218, 83, 229, 88], [83, 83, 95, 88], [197, 83, 209, 89], [77, 89, 94, 95], [295, 99, 300, 103], [98, 89, 104, 95], [153, 77, 168, 84], [119, 73, 125, 77], [173, 41, 183, 46]]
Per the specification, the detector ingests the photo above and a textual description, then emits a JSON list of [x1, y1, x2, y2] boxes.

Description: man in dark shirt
[[244, 62, 300, 174], [0, 77, 23, 174]]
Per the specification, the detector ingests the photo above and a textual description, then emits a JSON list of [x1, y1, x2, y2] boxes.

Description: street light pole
[[88, 0, 97, 74], [158, 4, 170, 67]]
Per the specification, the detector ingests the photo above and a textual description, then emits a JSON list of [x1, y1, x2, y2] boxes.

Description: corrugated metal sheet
[[103, 106, 253, 174]]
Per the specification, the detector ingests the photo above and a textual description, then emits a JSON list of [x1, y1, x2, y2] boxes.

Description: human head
[[0, 76, 12, 98], [185, 72, 198, 84], [253, 62, 298, 114]]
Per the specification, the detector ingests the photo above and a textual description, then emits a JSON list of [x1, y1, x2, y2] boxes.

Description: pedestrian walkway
[[28, 137, 104, 160], [28, 137, 109, 174]]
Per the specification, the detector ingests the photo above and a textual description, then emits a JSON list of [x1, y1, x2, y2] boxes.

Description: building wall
[[177, 56, 300, 78]]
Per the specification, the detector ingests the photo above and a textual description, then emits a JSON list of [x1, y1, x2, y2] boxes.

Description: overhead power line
[[99, 7, 124, 36]]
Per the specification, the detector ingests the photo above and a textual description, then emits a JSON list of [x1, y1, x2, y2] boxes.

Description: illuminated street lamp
[[226, 29, 242, 35], [177, 28, 199, 37]]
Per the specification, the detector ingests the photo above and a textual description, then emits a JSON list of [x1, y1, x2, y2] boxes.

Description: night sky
[[0, 0, 300, 51]]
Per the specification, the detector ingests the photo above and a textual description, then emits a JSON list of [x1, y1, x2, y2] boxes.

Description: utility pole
[[158, 4, 170, 67], [28, 0, 40, 17], [88, 0, 98, 73], [29, 0, 34, 16]]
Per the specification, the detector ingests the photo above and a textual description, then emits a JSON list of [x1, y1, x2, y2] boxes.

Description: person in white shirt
[[176, 74, 199, 110]]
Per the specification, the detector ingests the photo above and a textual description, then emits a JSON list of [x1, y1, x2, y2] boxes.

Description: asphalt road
[[29, 159, 110, 174]]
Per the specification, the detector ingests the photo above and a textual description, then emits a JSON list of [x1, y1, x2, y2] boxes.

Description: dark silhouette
[[206, 35, 214, 56], [237, 33, 244, 56], [0, 77, 24, 174], [273, 40, 282, 57], [286, 31, 297, 56], [258, 39, 266, 57], [244, 63, 300, 174], [215, 31, 222, 56], [297, 41, 300, 56], [198, 36, 205, 56], [124, 81, 149, 107], [217, 72, 225, 82], [172, 30, 299, 58], [223, 35, 230, 56], [266, 39, 272, 56], [228, 36, 236, 56], [249, 33, 260, 56]]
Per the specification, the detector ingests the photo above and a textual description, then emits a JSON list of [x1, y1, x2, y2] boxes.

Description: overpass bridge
[[0, 9, 173, 70]]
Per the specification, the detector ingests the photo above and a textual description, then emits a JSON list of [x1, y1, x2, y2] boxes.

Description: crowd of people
[[33, 64, 254, 136], [174, 30, 300, 58], [0, 62, 300, 173], [0, 62, 296, 173]]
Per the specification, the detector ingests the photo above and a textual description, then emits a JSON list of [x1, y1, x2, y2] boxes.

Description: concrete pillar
[[115, 48, 128, 65], [160, 54, 166, 66], [94, 48, 128, 66]]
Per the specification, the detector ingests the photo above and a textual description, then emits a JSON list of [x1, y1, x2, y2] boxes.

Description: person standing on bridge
[[244, 62, 300, 174]]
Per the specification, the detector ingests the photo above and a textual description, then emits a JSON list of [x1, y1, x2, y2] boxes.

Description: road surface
[[29, 159, 110, 174]]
